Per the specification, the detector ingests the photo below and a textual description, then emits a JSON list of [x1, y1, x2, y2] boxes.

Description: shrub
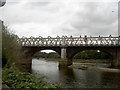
[[2, 67, 60, 89]]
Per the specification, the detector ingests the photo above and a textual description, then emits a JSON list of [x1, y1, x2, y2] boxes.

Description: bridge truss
[[18, 36, 120, 47]]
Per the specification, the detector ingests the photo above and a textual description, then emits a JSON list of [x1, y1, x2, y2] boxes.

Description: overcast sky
[[0, 0, 119, 38]]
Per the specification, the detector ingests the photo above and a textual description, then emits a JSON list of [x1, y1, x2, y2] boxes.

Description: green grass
[[73, 59, 111, 63], [45, 58, 61, 61], [43, 58, 111, 63]]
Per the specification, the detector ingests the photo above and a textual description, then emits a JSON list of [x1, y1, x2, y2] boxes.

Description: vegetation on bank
[[2, 26, 60, 89], [33, 52, 60, 59], [2, 26, 22, 67], [33, 50, 111, 60], [33, 51, 111, 63], [2, 67, 60, 89], [41, 58, 111, 63], [73, 59, 111, 63]]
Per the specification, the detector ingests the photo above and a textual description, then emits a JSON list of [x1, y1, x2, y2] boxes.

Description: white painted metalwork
[[18, 36, 120, 47]]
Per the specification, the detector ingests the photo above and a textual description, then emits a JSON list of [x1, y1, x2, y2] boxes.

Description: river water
[[32, 58, 120, 88]]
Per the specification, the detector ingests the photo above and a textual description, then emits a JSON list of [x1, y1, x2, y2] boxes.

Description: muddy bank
[[68, 63, 120, 73]]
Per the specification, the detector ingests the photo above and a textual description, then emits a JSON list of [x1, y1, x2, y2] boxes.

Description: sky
[[0, 0, 119, 38]]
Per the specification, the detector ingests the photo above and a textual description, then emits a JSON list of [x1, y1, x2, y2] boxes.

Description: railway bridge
[[18, 35, 120, 72]]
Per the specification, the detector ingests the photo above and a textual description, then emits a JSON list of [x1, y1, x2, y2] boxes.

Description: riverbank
[[42, 58, 111, 63], [33, 58, 120, 73], [68, 63, 120, 73], [2, 67, 60, 89]]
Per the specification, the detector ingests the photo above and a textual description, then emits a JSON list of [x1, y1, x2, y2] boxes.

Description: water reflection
[[32, 59, 120, 88], [100, 72, 120, 88], [59, 67, 75, 79], [32, 59, 59, 83], [58, 67, 77, 88]]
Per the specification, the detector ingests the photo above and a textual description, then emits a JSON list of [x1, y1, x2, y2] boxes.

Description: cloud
[[50, 2, 118, 36], [0, 0, 118, 37], [67, 2, 118, 36]]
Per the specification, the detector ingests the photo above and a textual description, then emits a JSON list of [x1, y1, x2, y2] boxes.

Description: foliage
[[2, 67, 60, 89], [74, 50, 110, 60], [33, 52, 60, 59], [47, 52, 60, 58], [33, 50, 110, 60], [73, 59, 111, 63], [33, 52, 48, 58], [43, 58, 110, 63], [2, 26, 22, 67]]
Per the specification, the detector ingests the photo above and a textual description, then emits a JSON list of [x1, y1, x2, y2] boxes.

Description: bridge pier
[[59, 47, 72, 67], [61, 47, 67, 59], [19, 48, 36, 72], [111, 48, 120, 68], [117, 48, 120, 67], [20, 54, 32, 72]]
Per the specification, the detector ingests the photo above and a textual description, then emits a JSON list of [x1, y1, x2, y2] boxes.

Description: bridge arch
[[71, 49, 112, 60], [21, 47, 61, 72], [33, 49, 61, 59], [66, 47, 113, 66], [22, 47, 61, 57], [72, 49, 112, 63]]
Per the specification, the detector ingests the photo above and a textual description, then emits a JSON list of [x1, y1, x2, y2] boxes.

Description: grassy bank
[[43, 58, 111, 63], [73, 59, 111, 63], [45, 58, 61, 61], [2, 67, 60, 89]]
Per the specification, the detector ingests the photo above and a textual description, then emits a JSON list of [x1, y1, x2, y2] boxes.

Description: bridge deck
[[18, 36, 120, 47]]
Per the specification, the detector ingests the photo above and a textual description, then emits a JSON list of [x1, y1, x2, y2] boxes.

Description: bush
[[2, 67, 60, 89]]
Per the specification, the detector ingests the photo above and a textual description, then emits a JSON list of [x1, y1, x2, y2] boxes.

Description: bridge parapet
[[18, 36, 120, 47]]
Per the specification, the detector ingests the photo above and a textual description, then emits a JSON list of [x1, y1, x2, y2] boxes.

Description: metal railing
[[18, 36, 120, 47]]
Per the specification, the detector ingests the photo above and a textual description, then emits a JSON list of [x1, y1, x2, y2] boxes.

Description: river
[[32, 58, 120, 88]]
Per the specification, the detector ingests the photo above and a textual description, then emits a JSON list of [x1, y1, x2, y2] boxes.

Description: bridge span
[[18, 36, 120, 72]]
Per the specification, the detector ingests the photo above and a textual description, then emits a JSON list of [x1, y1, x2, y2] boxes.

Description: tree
[[74, 50, 110, 60], [2, 26, 22, 67]]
